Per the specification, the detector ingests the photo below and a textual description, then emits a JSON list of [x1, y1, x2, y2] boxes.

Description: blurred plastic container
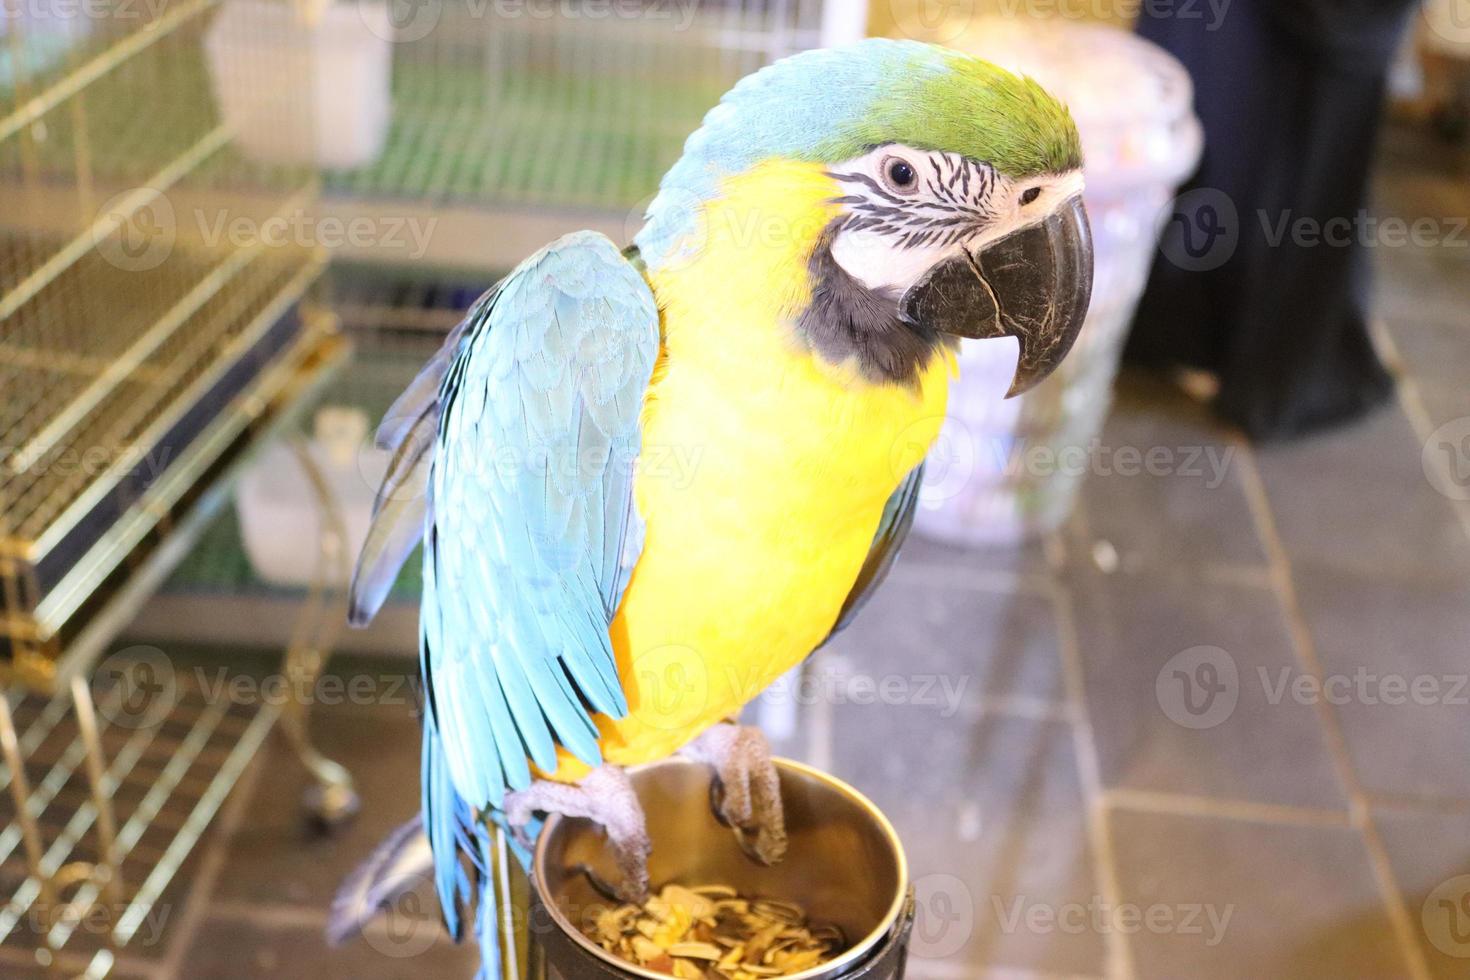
[[911, 19, 1203, 545], [1424, 0, 1470, 59], [204, 0, 392, 169], [236, 407, 386, 588], [0, 0, 91, 91]]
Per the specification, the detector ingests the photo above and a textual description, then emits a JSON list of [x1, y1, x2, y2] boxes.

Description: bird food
[[584, 883, 846, 979]]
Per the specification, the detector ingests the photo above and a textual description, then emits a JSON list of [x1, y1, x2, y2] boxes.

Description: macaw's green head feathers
[[818, 46, 1081, 177], [638, 38, 1092, 399], [636, 38, 1082, 267]]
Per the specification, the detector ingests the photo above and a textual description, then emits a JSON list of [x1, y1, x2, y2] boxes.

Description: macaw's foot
[[503, 765, 650, 903], [680, 723, 787, 866]]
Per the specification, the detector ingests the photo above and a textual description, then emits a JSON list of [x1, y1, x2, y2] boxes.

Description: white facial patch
[[825, 144, 1085, 294]]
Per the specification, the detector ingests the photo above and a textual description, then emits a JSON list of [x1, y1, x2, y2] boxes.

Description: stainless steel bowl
[[531, 757, 913, 980]]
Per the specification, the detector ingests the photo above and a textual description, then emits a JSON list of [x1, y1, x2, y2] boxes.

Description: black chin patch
[[796, 221, 950, 389]]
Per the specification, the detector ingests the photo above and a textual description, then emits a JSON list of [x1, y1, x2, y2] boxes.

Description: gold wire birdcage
[[0, 1, 853, 974], [0, 0, 361, 974]]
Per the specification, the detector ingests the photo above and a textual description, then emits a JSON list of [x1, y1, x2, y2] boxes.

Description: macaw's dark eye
[[1021, 187, 1042, 205], [880, 156, 918, 195]]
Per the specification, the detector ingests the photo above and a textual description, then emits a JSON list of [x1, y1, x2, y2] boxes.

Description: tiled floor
[[12, 120, 1468, 979]]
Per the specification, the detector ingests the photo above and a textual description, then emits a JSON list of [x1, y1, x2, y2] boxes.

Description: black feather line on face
[[827, 155, 1001, 249], [795, 220, 953, 389]]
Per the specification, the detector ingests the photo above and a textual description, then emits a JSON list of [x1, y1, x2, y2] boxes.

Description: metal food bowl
[[531, 757, 914, 980]]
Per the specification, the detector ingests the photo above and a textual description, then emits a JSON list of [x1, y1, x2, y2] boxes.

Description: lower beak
[[899, 195, 1094, 397]]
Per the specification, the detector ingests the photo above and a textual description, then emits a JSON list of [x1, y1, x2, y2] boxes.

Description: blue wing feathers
[[405, 233, 656, 959], [345, 233, 657, 965]]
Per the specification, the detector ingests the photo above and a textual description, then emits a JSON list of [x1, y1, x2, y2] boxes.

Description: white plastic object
[[204, 0, 393, 169], [913, 20, 1204, 546], [1424, 0, 1470, 59], [0, 0, 91, 90], [236, 407, 388, 588]]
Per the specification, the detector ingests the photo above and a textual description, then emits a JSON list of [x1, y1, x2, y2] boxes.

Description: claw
[[680, 723, 787, 865], [504, 765, 651, 902]]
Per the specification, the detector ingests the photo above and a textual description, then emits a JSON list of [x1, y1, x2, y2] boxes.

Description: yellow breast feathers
[[553, 160, 954, 779]]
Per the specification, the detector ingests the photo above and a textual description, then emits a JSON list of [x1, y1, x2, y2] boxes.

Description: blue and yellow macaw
[[329, 38, 1091, 976]]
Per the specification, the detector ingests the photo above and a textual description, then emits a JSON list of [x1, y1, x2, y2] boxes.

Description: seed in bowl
[[584, 883, 846, 979]]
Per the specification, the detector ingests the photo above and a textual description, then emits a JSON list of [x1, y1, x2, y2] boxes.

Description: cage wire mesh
[[0, 0, 331, 679], [325, 0, 826, 209], [164, 0, 832, 604], [0, 0, 343, 972]]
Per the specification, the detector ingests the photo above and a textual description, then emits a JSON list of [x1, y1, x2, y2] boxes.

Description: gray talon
[[503, 764, 651, 902], [681, 723, 787, 865]]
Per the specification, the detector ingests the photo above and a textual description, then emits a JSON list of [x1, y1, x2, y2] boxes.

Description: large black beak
[[900, 195, 1093, 397]]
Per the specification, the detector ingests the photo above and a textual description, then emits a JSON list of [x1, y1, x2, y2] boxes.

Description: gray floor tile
[[900, 530, 1055, 578], [1375, 806, 1470, 979], [178, 911, 478, 980], [1070, 567, 1348, 810], [1387, 317, 1470, 393], [830, 708, 1103, 977], [1418, 386, 1470, 434], [1072, 377, 1267, 572], [1110, 808, 1408, 979], [211, 692, 424, 909], [1253, 404, 1470, 583], [1294, 566, 1470, 801], [1375, 240, 1470, 328], [823, 570, 1067, 707]]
